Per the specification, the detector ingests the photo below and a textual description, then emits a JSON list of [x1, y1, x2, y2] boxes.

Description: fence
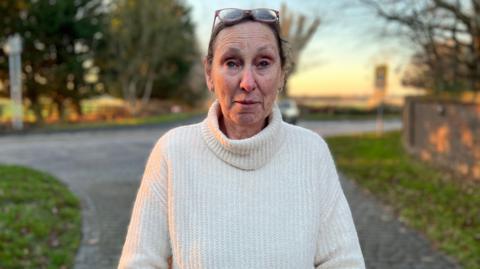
[[403, 96, 480, 181]]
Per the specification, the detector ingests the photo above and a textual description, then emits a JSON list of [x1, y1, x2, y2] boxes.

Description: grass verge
[[302, 113, 400, 121], [326, 131, 480, 269], [0, 165, 82, 269], [41, 112, 202, 132], [0, 111, 204, 134]]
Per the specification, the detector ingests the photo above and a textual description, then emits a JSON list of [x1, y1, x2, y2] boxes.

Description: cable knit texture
[[118, 100, 365, 269]]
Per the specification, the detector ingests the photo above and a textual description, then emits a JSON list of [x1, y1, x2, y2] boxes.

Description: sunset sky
[[186, 0, 423, 97]]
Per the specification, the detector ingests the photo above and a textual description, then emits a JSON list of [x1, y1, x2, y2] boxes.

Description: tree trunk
[[29, 94, 44, 125], [72, 98, 83, 119], [128, 79, 138, 116], [54, 98, 67, 123], [140, 73, 155, 111], [30, 102, 44, 126]]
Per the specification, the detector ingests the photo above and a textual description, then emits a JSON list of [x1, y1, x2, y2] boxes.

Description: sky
[[185, 0, 423, 97]]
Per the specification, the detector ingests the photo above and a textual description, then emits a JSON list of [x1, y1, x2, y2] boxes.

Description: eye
[[226, 60, 239, 68], [222, 56, 241, 69], [257, 59, 271, 69]]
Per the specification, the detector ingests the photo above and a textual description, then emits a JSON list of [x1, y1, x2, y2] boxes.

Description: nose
[[239, 67, 256, 92]]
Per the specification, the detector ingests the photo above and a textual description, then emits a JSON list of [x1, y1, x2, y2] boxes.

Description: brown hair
[[205, 17, 291, 73]]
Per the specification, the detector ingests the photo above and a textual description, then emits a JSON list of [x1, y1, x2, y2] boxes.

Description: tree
[[280, 3, 321, 97], [104, 0, 200, 114], [360, 0, 480, 95], [0, 0, 105, 123], [402, 42, 471, 92]]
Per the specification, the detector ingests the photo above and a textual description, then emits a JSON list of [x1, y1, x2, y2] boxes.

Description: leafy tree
[[104, 0, 201, 114], [0, 0, 105, 123]]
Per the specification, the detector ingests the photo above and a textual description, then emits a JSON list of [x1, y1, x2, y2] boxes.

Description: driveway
[[0, 118, 459, 268]]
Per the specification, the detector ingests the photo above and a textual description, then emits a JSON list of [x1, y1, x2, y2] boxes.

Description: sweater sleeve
[[314, 140, 365, 269], [118, 138, 172, 269]]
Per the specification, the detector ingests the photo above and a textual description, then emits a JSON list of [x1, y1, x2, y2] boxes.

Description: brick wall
[[403, 96, 480, 181]]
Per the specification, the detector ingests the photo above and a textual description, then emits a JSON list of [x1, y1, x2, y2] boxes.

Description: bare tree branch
[[361, 0, 480, 94]]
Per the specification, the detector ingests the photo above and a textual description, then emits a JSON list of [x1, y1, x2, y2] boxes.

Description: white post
[[3, 34, 23, 130]]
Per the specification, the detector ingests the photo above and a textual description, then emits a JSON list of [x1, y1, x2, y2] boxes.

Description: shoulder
[[282, 124, 343, 218], [281, 123, 339, 188], [282, 122, 331, 156], [152, 122, 203, 156]]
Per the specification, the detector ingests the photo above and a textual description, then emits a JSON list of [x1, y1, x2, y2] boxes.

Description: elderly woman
[[118, 8, 365, 269]]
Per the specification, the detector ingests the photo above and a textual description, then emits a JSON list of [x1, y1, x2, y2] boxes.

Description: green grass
[[302, 113, 400, 121], [0, 111, 204, 133], [326, 131, 480, 269], [43, 112, 200, 131], [0, 165, 82, 269]]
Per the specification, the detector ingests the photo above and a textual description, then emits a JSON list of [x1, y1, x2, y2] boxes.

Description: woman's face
[[205, 21, 284, 130]]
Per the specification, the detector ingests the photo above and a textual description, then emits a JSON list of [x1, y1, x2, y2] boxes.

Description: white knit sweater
[[118, 101, 365, 269]]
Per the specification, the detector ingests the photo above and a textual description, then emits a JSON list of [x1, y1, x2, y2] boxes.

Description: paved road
[[0, 118, 460, 269]]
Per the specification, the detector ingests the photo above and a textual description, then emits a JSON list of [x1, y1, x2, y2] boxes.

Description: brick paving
[[0, 119, 461, 269]]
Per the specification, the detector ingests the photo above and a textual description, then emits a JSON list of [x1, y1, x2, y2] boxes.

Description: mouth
[[234, 100, 260, 105]]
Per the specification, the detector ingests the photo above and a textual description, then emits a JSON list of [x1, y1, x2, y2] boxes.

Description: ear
[[279, 69, 287, 90], [203, 57, 214, 92]]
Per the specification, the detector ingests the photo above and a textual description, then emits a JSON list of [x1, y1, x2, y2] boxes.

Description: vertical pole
[[374, 65, 387, 137], [376, 99, 384, 136], [12, 49, 23, 130], [409, 98, 416, 147], [4, 34, 23, 130]]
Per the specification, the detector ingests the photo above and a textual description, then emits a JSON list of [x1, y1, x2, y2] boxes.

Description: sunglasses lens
[[252, 9, 278, 22], [218, 8, 244, 22]]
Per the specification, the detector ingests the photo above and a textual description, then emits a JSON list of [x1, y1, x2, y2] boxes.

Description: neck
[[219, 115, 268, 140]]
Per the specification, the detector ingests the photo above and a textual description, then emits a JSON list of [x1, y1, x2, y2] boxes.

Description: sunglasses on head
[[211, 8, 280, 34]]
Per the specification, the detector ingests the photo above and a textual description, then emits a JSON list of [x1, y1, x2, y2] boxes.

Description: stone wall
[[403, 96, 480, 181]]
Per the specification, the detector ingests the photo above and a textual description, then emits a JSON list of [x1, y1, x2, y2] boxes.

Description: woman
[[118, 8, 365, 269]]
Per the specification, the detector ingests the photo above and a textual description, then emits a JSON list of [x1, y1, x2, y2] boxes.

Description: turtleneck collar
[[200, 100, 286, 170]]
